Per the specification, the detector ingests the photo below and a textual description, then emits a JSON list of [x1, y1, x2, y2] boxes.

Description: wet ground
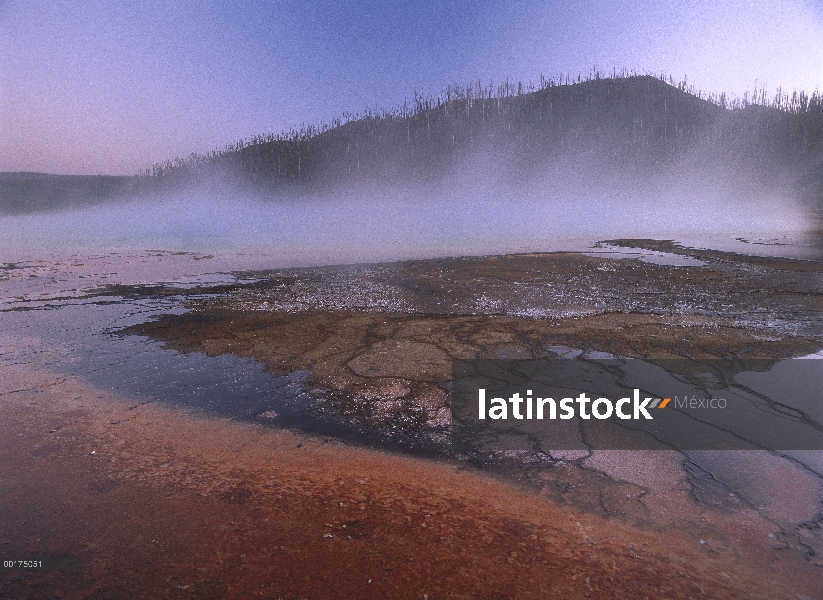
[[2, 239, 823, 598], [7, 362, 814, 599], [122, 240, 823, 448]]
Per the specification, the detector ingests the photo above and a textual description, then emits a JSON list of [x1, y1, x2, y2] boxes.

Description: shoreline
[[2, 360, 820, 599]]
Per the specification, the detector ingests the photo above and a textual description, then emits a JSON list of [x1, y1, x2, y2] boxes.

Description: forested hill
[[152, 75, 823, 201], [4, 75, 822, 216]]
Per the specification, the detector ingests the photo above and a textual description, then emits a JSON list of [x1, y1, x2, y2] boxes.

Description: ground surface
[[126, 241, 823, 442], [2, 362, 820, 599], [2, 240, 823, 598]]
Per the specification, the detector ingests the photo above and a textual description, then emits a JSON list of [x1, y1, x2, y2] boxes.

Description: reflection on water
[[0, 287, 418, 452]]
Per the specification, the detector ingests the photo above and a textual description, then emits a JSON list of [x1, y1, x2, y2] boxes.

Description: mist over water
[[0, 173, 811, 266], [4, 73, 820, 266]]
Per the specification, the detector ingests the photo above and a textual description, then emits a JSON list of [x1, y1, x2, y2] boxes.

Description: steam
[[0, 159, 809, 267]]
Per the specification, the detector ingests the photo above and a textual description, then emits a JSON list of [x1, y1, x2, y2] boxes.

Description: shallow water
[[584, 244, 708, 266], [2, 245, 822, 449], [2, 246, 821, 475], [1, 188, 820, 265], [0, 255, 395, 450]]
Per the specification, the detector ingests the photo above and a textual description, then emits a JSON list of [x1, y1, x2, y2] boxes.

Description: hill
[[3, 76, 822, 215], [153, 76, 823, 205]]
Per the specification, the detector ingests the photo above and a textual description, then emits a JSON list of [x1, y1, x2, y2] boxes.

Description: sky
[[1, 0, 822, 175]]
